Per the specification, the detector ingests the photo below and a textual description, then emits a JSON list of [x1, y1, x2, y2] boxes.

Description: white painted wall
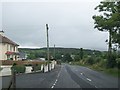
[[25, 66, 32, 73], [0, 43, 2, 60]]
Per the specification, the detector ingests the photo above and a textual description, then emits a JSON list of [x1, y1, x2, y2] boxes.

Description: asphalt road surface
[[2, 64, 119, 89]]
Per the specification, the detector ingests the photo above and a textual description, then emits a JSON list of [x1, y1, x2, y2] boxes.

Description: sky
[[0, 0, 109, 51]]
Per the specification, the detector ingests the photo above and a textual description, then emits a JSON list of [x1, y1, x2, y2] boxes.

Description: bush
[[31, 64, 41, 72], [74, 55, 80, 61], [94, 57, 102, 63], [11, 64, 26, 73], [85, 57, 95, 65], [116, 58, 120, 69], [106, 53, 117, 68]]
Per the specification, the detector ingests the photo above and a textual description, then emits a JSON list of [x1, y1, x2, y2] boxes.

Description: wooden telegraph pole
[[46, 24, 50, 71], [54, 44, 55, 59]]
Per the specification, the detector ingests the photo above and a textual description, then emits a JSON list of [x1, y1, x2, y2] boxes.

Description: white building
[[0, 31, 19, 60]]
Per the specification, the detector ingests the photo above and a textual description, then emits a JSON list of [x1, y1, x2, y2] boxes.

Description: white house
[[0, 31, 19, 60]]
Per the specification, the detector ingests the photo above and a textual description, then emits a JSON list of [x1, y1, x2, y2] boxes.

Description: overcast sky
[[1, 0, 109, 51]]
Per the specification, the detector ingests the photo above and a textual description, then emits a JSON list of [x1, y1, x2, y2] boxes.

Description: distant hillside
[[18, 47, 102, 56]]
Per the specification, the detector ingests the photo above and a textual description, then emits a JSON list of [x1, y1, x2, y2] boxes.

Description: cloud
[[2, 1, 108, 51]]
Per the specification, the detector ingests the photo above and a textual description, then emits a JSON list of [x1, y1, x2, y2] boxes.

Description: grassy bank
[[71, 61, 120, 77]]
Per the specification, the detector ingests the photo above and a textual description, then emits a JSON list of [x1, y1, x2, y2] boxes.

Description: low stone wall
[[0, 60, 57, 76]]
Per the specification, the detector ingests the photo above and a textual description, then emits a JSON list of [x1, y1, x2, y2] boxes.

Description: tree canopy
[[93, 1, 120, 68]]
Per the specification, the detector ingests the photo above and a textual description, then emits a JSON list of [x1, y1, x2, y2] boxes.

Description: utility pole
[[46, 24, 50, 71], [54, 44, 55, 59]]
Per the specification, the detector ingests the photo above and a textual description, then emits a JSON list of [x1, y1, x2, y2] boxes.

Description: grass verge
[[71, 61, 120, 77]]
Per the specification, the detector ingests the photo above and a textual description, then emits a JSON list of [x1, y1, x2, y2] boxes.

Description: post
[[46, 24, 50, 71], [12, 71, 16, 89], [54, 44, 55, 59]]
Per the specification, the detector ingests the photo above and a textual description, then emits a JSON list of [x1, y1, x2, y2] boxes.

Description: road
[[2, 64, 119, 89]]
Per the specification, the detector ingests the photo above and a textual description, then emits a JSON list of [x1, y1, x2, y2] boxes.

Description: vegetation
[[93, 1, 120, 68], [62, 53, 73, 62], [31, 64, 41, 72], [11, 63, 26, 73], [79, 48, 84, 60], [1, 60, 45, 65], [18, 48, 102, 61], [71, 56, 120, 77]]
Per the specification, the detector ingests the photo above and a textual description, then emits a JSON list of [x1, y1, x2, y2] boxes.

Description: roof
[[5, 51, 19, 55], [0, 34, 19, 46]]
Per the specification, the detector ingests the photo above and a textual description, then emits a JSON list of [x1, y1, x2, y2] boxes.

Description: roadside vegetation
[[71, 55, 120, 77], [11, 63, 26, 73]]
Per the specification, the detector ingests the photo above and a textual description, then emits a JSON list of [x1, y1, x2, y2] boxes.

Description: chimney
[[0, 30, 5, 36]]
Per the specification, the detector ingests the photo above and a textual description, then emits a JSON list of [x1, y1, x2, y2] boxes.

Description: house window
[[14, 46, 16, 51], [7, 44, 9, 51]]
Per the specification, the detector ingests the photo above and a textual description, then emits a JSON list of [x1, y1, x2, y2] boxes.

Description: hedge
[[1, 60, 45, 65], [31, 64, 41, 72], [11, 65, 26, 73]]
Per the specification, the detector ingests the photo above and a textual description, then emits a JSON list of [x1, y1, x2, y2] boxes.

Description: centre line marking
[[95, 86, 98, 88], [80, 73, 83, 75], [51, 86, 54, 88], [56, 79, 58, 82], [86, 78, 92, 82], [51, 65, 62, 88]]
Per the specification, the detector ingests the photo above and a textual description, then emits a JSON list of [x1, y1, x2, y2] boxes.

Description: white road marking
[[55, 79, 58, 82], [80, 73, 83, 75], [51, 65, 62, 88], [51, 86, 54, 88], [86, 78, 92, 82], [95, 86, 98, 88], [51, 78, 58, 88]]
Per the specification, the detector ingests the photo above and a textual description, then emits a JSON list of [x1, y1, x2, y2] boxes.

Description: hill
[[18, 47, 102, 60]]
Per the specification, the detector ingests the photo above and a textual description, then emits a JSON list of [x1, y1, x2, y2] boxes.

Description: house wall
[[0, 32, 19, 60], [0, 43, 2, 60], [2, 43, 7, 60], [0, 43, 19, 60]]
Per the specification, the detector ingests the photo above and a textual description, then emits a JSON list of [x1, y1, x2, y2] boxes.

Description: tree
[[79, 48, 84, 60], [74, 55, 80, 61], [111, 2, 120, 47], [92, 1, 120, 68], [63, 53, 73, 62]]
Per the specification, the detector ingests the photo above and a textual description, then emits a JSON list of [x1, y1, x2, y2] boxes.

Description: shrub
[[116, 58, 120, 69], [94, 57, 102, 63], [11, 65, 26, 73], [31, 64, 41, 71], [106, 53, 117, 68], [85, 57, 95, 65]]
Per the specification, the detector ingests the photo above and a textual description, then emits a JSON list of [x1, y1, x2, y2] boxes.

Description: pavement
[[1, 64, 119, 89]]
